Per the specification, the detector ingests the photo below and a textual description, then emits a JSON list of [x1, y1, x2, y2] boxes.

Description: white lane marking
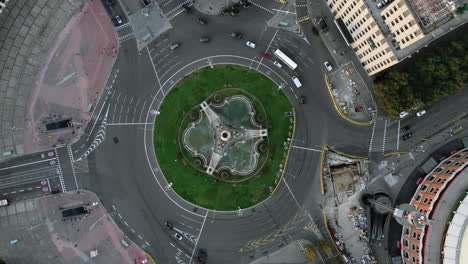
[[382, 119, 387, 153], [138, 235, 143, 240], [257, 29, 279, 71], [368, 119, 377, 157], [250, 1, 275, 14], [189, 212, 208, 263], [282, 177, 300, 208], [145, 241, 150, 246], [396, 120, 400, 151], [112, 205, 116, 210], [124, 221, 129, 226], [0, 157, 56, 171], [106, 123, 153, 126], [291, 146, 322, 152], [131, 228, 136, 233], [181, 215, 203, 224], [272, 9, 296, 14], [146, 46, 164, 96], [87, 97, 108, 141], [55, 149, 66, 193]]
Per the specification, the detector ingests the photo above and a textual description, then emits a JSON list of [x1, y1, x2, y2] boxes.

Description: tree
[[303, 244, 318, 261], [373, 37, 468, 118]]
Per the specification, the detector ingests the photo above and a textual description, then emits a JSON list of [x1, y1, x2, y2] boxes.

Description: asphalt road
[[1, 1, 468, 264]]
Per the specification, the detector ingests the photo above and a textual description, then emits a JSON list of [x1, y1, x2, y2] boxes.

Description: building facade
[[400, 148, 468, 264], [325, 0, 426, 75]]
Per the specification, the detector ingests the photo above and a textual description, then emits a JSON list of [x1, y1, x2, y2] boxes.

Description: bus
[[273, 49, 297, 70]]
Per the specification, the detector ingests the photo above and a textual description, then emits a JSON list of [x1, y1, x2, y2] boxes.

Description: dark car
[[106, 0, 115, 5], [221, 8, 230, 16], [231, 32, 243, 39], [230, 8, 239, 16], [113, 137, 119, 144], [300, 96, 306, 104], [182, 4, 193, 13], [400, 125, 410, 133], [242, 1, 251, 8], [198, 17, 207, 24], [164, 221, 174, 230], [402, 133, 413, 140], [196, 249, 207, 264], [312, 26, 319, 35], [199, 36, 210, 43]]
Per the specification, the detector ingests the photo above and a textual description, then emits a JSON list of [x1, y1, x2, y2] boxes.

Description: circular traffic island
[[154, 65, 293, 210]]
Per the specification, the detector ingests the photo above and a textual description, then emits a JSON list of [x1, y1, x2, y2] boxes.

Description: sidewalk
[[305, 1, 376, 125], [0, 190, 153, 264], [325, 62, 376, 125], [22, 0, 117, 155]]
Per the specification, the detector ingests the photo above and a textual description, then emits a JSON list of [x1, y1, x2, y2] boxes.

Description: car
[[199, 36, 210, 42], [416, 110, 427, 117], [170, 42, 180, 50], [399, 111, 409, 119], [300, 96, 306, 104], [260, 52, 270, 59], [142, 0, 152, 6], [312, 26, 319, 35], [377, 2, 383, 8], [113, 137, 119, 144], [198, 17, 207, 24], [112, 16, 123, 26], [182, 4, 193, 13], [324, 61, 332, 71], [230, 8, 239, 16], [402, 133, 413, 140], [231, 32, 243, 39], [400, 125, 410, 133], [243, 2, 252, 8], [174, 232, 183, 240], [116, 16, 123, 25], [221, 8, 230, 16], [106, 0, 115, 5], [273, 61, 282, 68], [0, 199, 10, 207], [196, 249, 207, 264], [164, 221, 174, 230], [246, 41, 256, 48], [292, 76, 302, 88]]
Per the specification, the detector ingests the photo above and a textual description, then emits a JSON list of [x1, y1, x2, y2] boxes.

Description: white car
[[174, 232, 183, 240], [399, 111, 409, 119], [273, 61, 282, 68], [246, 41, 256, 48], [416, 110, 426, 117], [324, 61, 332, 71]]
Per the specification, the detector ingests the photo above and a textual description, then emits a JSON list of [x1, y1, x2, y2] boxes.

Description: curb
[[326, 144, 369, 160], [383, 151, 410, 157], [271, 107, 296, 196], [144, 251, 157, 264], [324, 74, 374, 126], [323, 215, 347, 263], [320, 145, 326, 195]]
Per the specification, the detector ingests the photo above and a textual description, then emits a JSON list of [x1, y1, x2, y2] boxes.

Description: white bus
[[273, 49, 297, 70]]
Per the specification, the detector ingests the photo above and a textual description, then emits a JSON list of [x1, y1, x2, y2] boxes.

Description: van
[[199, 36, 210, 43], [292, 76, 302, 88], [0, 199, 9, 207], [170, 42, 180, 50]]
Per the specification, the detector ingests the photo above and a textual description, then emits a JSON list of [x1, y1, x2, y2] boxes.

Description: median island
[[153, 65, 293, 210]]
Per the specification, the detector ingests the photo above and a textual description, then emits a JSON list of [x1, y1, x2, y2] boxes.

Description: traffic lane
[[100, 0, 127, 24], [0, 150, 56, 171], [82, 125, 207, 264], [196, 187, 303, 263]]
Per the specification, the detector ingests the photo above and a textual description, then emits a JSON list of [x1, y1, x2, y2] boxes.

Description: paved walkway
[[0, 0, 117, 160], [0, 190, 153, 264], [0, 0, 85, 158], [425, 169, 468, 264]]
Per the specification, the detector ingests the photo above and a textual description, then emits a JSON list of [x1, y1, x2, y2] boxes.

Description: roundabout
[[71, 2, 372, 263], [153, 65, 292, 210]]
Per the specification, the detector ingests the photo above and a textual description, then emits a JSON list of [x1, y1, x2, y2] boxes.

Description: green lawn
[[154, 65, 292, 210]]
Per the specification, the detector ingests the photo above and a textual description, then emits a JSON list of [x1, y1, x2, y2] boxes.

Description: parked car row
[[377, 0, 394, 9], [221, 0, 251, 16]]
